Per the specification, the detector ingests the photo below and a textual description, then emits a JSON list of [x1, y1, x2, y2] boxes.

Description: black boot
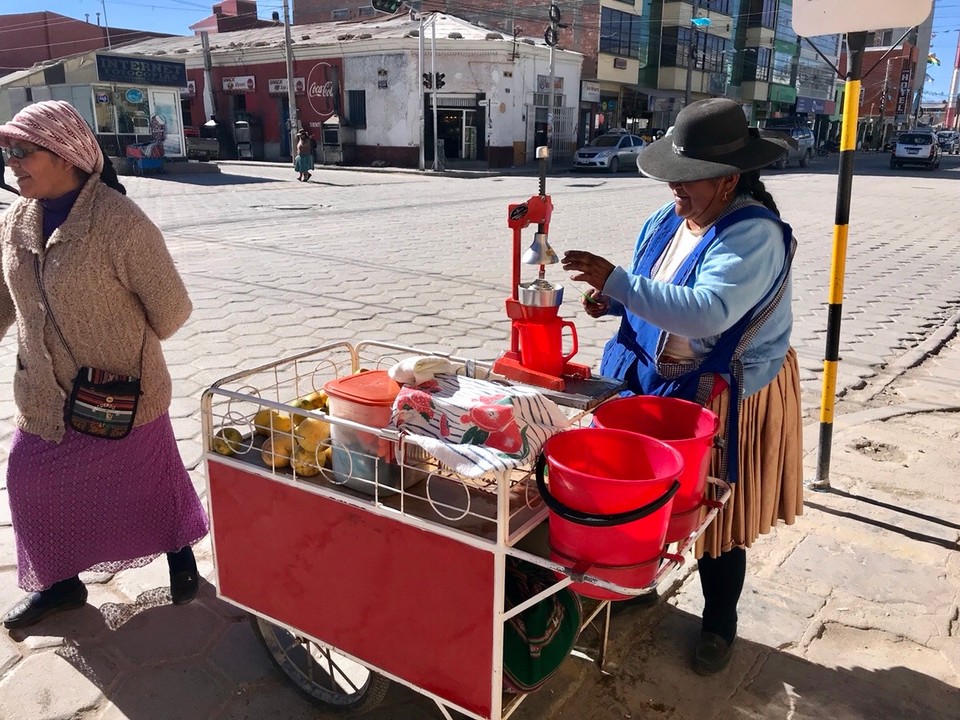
[[3, 576, 88, 630], [167, 546, 199, 605], [693, 547, 746, 675]]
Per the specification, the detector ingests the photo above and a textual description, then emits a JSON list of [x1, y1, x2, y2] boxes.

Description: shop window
[[92, 85, 117, 134], [332, 8, 350, 19], [114, 86, 150, 135], [347, 89, 367, 129]]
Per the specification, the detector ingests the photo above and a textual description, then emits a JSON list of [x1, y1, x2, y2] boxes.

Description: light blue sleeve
[[601, 217, 785, 338]]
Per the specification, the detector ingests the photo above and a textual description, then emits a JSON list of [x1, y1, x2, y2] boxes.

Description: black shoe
[[3, 578, 88, 630], [692, 631, 735, 675], [167, 546, 199, 605], [610, 588, 659, 614]]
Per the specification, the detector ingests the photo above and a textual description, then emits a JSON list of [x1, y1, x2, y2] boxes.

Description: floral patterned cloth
[[391, 375, 571, 478]]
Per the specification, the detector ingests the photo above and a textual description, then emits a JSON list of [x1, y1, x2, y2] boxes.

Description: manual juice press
[[492, 147, 591, 392]]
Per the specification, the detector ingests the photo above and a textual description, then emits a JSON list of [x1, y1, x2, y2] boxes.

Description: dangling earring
[[721, 189, 730, 203]]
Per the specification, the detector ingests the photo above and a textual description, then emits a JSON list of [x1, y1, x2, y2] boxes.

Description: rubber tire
[[249, 614, 391, 714], [609, 157, 620, 174], [799, 150, 810, 168], [775, 156, 787, 170]]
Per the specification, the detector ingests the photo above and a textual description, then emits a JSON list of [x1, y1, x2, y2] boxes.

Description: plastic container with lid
[[323, 371, 415, 496]]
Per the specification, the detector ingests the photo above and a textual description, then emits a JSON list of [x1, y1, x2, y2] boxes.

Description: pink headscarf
[[0, 100, 104, 175]]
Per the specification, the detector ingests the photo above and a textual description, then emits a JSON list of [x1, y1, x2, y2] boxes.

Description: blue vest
[[599, 204, 794, 482]]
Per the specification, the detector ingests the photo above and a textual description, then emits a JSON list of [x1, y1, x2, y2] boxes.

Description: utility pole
[[685, 0, 699, 107], [201, 31, 215, 124], [431, 17, 439, 170], [948, 31, 960, 130], [544, 3, 563, 169], [877, 57, 894, 149], [100, 0, 112, 49], [282, 0, 298, 159]]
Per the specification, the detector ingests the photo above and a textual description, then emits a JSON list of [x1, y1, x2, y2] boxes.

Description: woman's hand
[[561, 250, 615, 292], [581, 289, 610, 318]]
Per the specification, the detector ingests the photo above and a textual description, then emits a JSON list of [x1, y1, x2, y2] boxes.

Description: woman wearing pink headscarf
[[0, 100, 208, 630]]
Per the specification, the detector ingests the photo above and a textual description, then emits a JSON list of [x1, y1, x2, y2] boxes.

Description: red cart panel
[[209, 460, 496, 718]]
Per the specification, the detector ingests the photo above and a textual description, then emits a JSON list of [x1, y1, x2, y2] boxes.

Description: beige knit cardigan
[[0, 174, 192, 443]]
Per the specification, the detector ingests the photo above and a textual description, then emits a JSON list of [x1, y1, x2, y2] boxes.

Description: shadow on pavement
[[149, 173, 284, 187]]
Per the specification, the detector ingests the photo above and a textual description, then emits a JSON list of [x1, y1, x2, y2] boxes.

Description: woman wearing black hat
[[563, 98, 802, 675]]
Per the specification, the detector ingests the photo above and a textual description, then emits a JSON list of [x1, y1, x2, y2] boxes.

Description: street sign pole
[[809, 31, 866, 490]]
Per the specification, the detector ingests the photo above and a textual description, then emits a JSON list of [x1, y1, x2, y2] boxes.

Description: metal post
[[808, 31, 867, 492], [282, 0, 298, 159], [418, 12, 425, 171], [201, 31, 215, 123], [431, 18, 439, 171]]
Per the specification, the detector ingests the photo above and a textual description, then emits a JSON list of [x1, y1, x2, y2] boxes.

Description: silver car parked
[[573, 132, 646, 173]]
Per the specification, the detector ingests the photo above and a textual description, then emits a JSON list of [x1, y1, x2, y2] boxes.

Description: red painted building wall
[[185, 57, 343, 149]]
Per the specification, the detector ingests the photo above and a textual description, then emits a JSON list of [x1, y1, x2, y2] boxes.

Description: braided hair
[[735, 170, 779, 217]]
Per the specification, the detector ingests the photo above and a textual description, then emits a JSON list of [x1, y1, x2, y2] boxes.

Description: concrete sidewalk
[[519, 316, 960, 720]]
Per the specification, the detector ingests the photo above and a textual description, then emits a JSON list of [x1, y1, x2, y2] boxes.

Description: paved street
[[0, 151, 958, 719]]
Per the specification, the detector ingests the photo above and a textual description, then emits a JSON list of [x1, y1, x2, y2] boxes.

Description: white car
[[891, 131, 941, 170], [573, 132, 646, 173]]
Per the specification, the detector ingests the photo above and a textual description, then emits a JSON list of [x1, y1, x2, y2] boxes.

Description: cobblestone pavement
[[0, 153, 957, 719]]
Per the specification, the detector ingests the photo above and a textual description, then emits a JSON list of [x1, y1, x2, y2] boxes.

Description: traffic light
[[370, 0, 402, 14], [435, 72, 446, 90], [422, 72, 432, 89]]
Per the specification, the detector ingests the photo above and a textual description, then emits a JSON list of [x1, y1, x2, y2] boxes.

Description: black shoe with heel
[[167, 546, 199, 605], [3, 576, 88, 630]]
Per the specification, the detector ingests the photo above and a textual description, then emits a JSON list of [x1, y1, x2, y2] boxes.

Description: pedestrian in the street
[[0, 100, 209, 631], [295, 129, 314, 182], [562, 98, 803, 675], [0, 150, 18, 196]]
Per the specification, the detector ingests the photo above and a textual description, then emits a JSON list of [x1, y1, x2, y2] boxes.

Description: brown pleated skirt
[[695, 347, 804, 559]]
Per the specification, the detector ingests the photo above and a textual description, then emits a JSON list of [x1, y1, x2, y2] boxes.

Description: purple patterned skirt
[[6, 413, 209, 591]]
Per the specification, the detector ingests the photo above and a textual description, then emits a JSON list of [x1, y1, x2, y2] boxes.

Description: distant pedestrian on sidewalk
[[563, 98, 803, 675], [295, 129, 314, 182], [0, 100, 209, 631]]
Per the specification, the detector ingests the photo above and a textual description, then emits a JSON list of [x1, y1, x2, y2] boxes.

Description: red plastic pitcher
[[516, 318, 578, 377], [536, 428, 682, 600], [593, 396, 719, 544]]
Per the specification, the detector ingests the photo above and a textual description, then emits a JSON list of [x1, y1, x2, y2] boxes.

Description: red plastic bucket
[[593, 396, 719, 544], [536, 428, 682, 600]]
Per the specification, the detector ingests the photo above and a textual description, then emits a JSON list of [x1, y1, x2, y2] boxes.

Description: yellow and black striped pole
[[810, 31, 867, 491]]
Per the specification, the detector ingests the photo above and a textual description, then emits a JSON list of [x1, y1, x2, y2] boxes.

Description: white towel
[[392, 374, 571, 478], [388, 356, 462, 385]]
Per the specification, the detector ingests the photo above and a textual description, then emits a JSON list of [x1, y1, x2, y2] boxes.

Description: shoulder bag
[[34, 257, 144, 439]]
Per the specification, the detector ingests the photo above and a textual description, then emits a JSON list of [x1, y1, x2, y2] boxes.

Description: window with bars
[[663, 28, 727, 73], [347, 90, 366, 128]]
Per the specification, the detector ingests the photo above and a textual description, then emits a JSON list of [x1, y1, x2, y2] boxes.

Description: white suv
[[891, 131, 942, 170]]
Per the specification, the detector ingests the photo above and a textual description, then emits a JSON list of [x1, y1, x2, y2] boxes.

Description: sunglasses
[[1, 146, 46, 161]]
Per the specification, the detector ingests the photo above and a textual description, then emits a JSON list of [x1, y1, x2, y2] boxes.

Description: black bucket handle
[[535, 454, 681, 527]]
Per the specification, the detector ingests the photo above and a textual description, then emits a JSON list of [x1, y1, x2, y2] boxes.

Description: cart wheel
[[250, 614, 390, 715]]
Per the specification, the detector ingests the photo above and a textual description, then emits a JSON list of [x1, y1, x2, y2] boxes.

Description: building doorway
[[437, 109, 478, 160]]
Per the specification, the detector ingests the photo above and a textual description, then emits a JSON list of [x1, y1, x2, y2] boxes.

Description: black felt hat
[[637, 98, 785, 182]]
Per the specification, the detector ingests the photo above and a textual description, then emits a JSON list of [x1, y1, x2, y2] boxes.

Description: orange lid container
[[324, 370, 400, 407]]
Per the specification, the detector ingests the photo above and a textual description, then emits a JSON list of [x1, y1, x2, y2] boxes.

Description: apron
[[599, 204, 795, 482]]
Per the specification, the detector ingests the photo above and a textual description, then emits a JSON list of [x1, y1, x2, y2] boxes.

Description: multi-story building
[[293, 1, 845, 144]]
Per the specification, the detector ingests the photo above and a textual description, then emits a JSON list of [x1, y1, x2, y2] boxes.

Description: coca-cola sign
[[306, 62, 338, 118]]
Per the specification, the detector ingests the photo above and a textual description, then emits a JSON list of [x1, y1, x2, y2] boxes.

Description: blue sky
[[7, 0, 960, 100]]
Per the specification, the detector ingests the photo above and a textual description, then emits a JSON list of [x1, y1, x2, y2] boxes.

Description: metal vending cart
[[201, 340, 730, 719]]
